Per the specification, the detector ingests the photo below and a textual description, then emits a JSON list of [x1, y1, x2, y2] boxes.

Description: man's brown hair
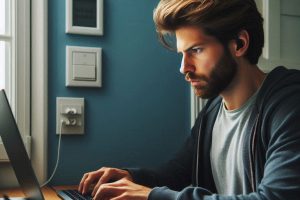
[[153, 0, 264, 64]]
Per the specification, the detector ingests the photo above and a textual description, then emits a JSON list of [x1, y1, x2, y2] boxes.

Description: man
[[78, 0, 300, 199]]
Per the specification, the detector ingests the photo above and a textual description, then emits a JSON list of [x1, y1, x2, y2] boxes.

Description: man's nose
[[180, 55, 195, 74]]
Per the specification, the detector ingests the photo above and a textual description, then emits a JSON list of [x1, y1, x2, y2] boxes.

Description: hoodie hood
[[255, 66, 300, 112]]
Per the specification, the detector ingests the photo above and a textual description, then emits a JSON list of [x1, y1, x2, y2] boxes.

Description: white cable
[[40, 120, 63, 187]]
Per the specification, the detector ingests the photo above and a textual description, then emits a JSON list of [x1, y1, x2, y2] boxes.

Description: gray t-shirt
[[210, 92, 258, 195]]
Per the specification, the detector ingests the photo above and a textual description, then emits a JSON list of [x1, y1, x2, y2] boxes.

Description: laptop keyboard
[[63, 190, 93, 200]]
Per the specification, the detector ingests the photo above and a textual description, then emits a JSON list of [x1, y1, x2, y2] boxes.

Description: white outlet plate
[[56, 97, 85, 135]]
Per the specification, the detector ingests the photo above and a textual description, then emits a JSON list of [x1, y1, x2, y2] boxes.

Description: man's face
[[176, 26, 237, 98]]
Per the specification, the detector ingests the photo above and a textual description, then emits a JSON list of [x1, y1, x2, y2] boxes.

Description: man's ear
[[233, 30, 249, 57], [236, 39, 243, 51]]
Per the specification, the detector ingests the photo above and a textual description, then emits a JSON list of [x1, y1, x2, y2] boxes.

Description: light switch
[[73, 52, 96, 66], [73, 65, 96, 81], [66, 46, 102, 87]]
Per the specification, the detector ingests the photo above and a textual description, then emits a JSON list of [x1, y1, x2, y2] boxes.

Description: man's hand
[[78, 167, 133, 196], [93, 178, 151, 200]]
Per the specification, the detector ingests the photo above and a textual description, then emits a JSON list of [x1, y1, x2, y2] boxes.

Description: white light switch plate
[[66, 45, 102, 87]]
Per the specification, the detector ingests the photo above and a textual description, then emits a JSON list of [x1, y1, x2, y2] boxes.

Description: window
[[257, 0, 300, 71], [0, 0, 9, 91], [0, 39, 7, 90], [0, 0, 30, 160], [0, 0, 47, 187]]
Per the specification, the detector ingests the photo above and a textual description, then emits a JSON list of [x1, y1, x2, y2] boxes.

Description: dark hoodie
[[128, 66, 300, 200]]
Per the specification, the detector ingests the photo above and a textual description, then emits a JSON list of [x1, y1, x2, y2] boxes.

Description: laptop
[[0, 90, 92, 200]]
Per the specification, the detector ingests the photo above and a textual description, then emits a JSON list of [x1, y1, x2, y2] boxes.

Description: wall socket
[[56, 97, 85, 135]]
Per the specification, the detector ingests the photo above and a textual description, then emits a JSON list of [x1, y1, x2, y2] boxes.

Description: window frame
[[0, 0, 31, 160], [30, 0, 48, 183], [0, 0, 48, 186]]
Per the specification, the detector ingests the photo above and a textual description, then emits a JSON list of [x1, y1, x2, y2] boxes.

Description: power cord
[[40, 119, 64, 187]]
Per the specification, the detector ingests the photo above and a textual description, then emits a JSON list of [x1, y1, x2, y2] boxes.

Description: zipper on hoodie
[[249, 114, 260, 192], [195, 113, 204, 187]]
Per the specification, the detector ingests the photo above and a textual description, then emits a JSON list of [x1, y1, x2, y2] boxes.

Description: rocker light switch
[[73, 65, 96, 81], [73, 52, 96, 66], [66, 45, 102, 87]]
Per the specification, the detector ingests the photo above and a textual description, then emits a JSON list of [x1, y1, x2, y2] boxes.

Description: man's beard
[[185, 48, 238, 99]]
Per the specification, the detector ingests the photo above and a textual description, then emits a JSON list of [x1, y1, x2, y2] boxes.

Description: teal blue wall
[[48, 0, 190, 185]]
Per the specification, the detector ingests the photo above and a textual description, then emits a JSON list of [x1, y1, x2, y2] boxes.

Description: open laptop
[[0, 90, 91, 200]]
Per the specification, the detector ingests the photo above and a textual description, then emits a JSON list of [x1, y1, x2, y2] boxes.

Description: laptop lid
[[0, 89, 44, 200]]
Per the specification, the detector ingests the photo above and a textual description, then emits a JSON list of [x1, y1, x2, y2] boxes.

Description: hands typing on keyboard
[[77, 167, 151, 200]]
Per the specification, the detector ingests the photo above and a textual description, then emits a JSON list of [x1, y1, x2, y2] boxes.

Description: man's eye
[[191, 47, 203, 54]]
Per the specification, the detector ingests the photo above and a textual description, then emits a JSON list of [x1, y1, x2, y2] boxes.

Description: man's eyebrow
[[177, 43, 206, 53]]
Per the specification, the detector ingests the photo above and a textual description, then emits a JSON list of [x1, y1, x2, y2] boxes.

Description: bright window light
[[0, 41, 5, 90], [0, 0, 6, 90], [0, 0, 5, 34]]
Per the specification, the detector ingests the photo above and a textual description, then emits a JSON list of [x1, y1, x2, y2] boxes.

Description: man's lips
[[189, 79, 207, 87]]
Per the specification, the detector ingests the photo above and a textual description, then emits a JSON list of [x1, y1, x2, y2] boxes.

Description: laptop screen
[[0, 89, 44, 200]]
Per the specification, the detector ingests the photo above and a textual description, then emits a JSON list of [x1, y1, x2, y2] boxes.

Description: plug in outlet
[[56, 97, 85, 135]]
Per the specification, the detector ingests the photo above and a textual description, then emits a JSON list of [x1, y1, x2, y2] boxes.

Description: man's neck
[[221, 63, 266, 111]]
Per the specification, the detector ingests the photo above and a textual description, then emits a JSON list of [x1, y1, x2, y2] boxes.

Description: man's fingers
[[93, 179, 131, 199], [92, 171, 111, 196], [78, 173, 89, 193], [110, 193, 128, 200], [80, 170, 104, 194], [91, 168, 127, 196], [79, 167, 133, 197], [82, 174, 94, 194], [94, 184, 124, 200], [92, 179, 151, 200]]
